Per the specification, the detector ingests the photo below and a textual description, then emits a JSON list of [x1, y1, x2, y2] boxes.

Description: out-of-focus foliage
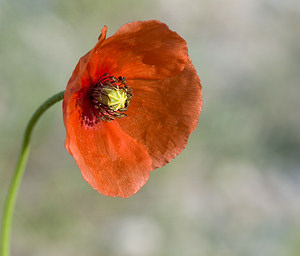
[[0, 0, 300, 255]]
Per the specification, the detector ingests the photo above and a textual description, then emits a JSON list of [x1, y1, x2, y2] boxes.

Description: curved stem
[[1, 90, 65, 256]]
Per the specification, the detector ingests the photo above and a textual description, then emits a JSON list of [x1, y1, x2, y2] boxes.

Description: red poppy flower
[[63, 20, 202, 198]]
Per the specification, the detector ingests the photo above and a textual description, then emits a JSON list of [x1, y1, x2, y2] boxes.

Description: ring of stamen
[[90, 73, 132, 122]]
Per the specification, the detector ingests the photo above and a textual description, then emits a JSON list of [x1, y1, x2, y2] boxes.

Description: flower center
[[90, 73, 132, 122]]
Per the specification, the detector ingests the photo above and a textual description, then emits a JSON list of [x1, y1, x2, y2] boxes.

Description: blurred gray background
[[1, 0, 300, 255]]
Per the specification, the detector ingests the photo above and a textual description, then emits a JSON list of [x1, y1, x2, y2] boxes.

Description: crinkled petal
[[64, 95, 152, 198], [117, 59, 202, 169], [87, 20, 188, 81], [63, 51, 91, 123]]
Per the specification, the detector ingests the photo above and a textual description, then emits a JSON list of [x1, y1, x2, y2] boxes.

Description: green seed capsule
[[97, 87, 128, 111]]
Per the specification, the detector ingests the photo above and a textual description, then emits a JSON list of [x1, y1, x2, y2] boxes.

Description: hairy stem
[[1, 90, 65, 256]]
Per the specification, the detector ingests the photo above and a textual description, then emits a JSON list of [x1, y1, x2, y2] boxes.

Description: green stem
[[1, 90, 65, 256]]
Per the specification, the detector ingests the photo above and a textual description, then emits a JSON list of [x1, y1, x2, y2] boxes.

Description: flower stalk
[[1, 90, 65, 256]]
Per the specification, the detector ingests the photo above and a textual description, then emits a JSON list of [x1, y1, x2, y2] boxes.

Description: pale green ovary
[[101, 88, 127, 111]]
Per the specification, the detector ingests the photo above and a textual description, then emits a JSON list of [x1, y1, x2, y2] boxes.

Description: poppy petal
[[87, 20, 188, 81], [117, 59, 202, 169], [64, 95, 152, 198]]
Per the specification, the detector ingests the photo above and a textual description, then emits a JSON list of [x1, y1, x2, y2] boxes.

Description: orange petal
[[85, 26, 108, 80], [63, 26, 108, 96], [63, 51, 91, 121], [64, 95, 152, 198], [117, 59, 202, 169], [87, 20, 188, 81]]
